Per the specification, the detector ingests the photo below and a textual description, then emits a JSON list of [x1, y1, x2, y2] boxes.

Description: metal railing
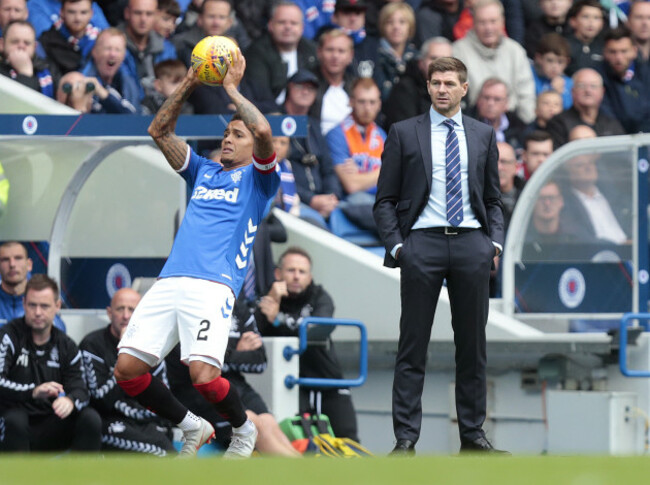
[[282, 317, 368, 389], [619, 312, 650, 377]]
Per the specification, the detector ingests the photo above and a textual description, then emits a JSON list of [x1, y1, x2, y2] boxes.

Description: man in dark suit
[[373, 57, 506, 455]]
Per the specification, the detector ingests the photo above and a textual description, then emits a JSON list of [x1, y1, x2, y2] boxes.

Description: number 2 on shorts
[[197, 319, 210, 341]]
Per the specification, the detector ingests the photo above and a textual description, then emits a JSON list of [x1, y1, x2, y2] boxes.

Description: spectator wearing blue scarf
[[330, 0, 380, 78], [0, 0, 29, 38], [39, 0, 99, 75], [0, 20, 58, 98], [81, 27, 141, 113], [273, 136, 301, 216]]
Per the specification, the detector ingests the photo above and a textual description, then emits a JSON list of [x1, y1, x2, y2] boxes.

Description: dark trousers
[[393, 228, 494, 443], [0, 407, 102, 452], [300, 388, 359, 442], [102, 418, 176, 456]]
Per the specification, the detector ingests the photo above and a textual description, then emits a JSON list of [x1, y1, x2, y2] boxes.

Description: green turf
[[2, 455, 650, 485]]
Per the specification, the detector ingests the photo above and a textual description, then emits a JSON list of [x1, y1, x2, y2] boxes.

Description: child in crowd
[[565, 0, 607, 75], [525, 0, 572, 58], [527, 89, 563, 132], [141, 59, 193, 115], [532, 32, 573, 109], [153, 0, 181, 39]]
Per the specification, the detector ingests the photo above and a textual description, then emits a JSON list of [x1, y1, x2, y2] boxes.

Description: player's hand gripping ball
[[191, 36, 238, 86]]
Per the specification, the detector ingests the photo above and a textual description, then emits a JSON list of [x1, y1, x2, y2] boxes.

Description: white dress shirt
[[412, 107, 480, 230]]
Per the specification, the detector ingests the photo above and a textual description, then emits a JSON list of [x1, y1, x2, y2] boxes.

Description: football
[[191, 36, 238, 86]]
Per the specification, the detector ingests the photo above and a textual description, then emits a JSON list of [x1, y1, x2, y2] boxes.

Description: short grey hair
[[419, 36, 452, 59]]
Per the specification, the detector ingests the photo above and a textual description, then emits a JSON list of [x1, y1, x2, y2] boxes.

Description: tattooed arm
[[222, 49, 274, 160], [147, 68, 201, 170]]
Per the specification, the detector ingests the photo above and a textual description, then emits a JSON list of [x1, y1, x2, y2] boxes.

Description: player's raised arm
[[147, 68, 201, 170], [221, 49, 274, 161]]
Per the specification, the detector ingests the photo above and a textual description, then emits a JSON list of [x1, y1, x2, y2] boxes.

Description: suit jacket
[[373, 111, 504, 268]]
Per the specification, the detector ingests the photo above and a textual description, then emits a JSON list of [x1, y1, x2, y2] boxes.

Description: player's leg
[[250, 412, 301, 457], [179, 279, 256, 458], [114, 278, 214, 455], [0, 408, 30, 451], [70, 407, 102, 451], [102, 418, 176, 456]]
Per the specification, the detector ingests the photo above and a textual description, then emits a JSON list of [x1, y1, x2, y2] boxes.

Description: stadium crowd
[[0, 0, 648, 454], [0, 0, 646, 241]]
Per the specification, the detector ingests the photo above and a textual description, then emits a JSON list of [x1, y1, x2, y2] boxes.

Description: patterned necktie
[[243, 252, 256, 301], [443, 119, 463, 227]]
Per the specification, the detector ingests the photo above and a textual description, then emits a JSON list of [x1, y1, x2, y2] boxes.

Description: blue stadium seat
[[328, 208, 381, 247]]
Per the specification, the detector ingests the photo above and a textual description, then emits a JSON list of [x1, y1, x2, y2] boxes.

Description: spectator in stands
[[173, 0, 200, 33], [599, 26, 650, 134], [0, 20, 59, 98], [415, 0, 464, 45], [528, 180, 565, 241], [373, 2, 418, 103], [498, 141, 524, 231], [532, 33, 574, 110], [473, 78, 526, 150], [327, 78, 385, 205], [628, 0, 650, 65], [0, 0, 28, 38], [28, 0, 108, 39], [56, 69, 137, 113], [453, 0, 536, 123], [153, 0, 181, 39], [0, 244, 54, 328], [82, 27, 141, 113], [283, 69, 342, 226], [141, 59, 193, 114], [165, 303, 300, 457], [39, 0, 99, 75], [546, 68, 624, 148], [524, 0, 572, 59], [528, 89, 563, 132], [523, 178, 593, 258], [80, 288, 176, 456], [273, 134, 301, 217], [296, 0, 335, 41], [329, 0, 378, 78], [452, 0, 525, 45], [383, 37, 452, 128], [173, 0, 250, 67], [0, 242, 66, 331], [492, 140, 522, 297], [565, 0, 606, 76], [257, 247, 359, 442], [119, 0, 177, 97], [232, 0, 272, 41], [522, 130, 554, 180], [0, 275, 102, 452], [561, 124, 628, 245], [312, 28, 355, 134], [244, 0, 317, 106]]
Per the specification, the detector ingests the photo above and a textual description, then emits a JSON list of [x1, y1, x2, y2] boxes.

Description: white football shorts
[[118, 276, 235, 368]]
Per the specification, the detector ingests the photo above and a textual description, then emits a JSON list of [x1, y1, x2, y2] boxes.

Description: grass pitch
[[2, 455, 650, 485]]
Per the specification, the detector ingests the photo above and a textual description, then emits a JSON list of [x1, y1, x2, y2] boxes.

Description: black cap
[[287, 69, 319, 86], [335, 0, 368, 12]]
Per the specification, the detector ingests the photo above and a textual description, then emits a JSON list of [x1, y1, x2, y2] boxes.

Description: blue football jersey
[[159, 148, 280, 295]]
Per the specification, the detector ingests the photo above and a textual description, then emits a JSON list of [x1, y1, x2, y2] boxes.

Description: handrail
[[619, 312, 650, 377], [282, 317, 368, 389]]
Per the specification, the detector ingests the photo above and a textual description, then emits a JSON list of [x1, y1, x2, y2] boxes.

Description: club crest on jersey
[[231, 170, 242, 184], [192, 186, 239, 202]]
